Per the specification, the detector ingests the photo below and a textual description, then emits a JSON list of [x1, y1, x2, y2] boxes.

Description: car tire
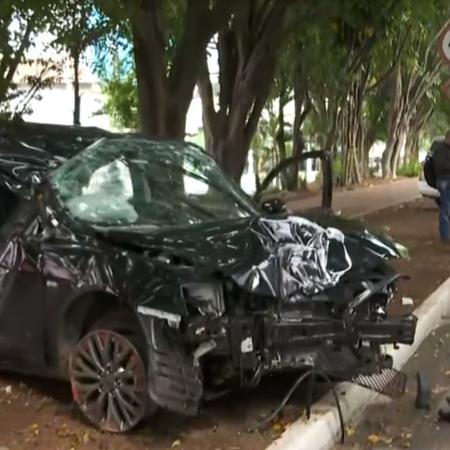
[[70, 310, 156, 433]]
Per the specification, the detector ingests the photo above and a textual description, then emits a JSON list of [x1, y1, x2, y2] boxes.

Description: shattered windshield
[[51, 138, 256, 228]]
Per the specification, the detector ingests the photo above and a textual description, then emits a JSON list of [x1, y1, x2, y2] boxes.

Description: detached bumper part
[[353, 368, 408, 398], [140, 316, 203, 415]]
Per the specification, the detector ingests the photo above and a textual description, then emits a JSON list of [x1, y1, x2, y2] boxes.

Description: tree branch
[[197, 50, 217, 122]]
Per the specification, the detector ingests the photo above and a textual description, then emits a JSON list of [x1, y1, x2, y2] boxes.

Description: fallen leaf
[[367, 434, 381, 444], [444, 370, 450, 376], [346, 426, 356, 437], [271, 423, 284, 433], [82, 432, 90, 444], [172, 439, 181, 448], [432, 385, 449, 395]]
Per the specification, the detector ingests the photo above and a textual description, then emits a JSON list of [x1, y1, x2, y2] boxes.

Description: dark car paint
[[0, 122, 416, 419]]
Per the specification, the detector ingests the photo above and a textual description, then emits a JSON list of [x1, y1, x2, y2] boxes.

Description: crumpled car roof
[[0, 120, 112, 197]]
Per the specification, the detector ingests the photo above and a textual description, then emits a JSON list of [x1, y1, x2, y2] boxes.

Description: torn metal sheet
[[233, 217, 352, 298]]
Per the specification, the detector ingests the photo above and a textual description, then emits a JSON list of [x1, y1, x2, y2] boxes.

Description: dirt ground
[[0, 197, 447, 450], [361, 198, 450, 311]]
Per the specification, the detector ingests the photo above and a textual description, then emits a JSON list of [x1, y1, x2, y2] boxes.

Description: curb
[[266, 277, 450, 450], [348, 194, 420, 220]]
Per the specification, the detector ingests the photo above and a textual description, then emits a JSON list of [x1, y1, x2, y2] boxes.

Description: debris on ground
[[415, 372, 431, 410]]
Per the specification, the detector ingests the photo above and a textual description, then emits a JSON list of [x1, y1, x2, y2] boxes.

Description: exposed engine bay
[[136, 216, 416, 416]]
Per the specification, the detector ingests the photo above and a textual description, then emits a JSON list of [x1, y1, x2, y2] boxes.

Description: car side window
[[0, 198, 39, 241], [0, 186, 20, 230]]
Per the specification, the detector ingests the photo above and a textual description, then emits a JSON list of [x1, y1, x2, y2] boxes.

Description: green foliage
[[332, 153, 345, 185], [49, 0, 109, 55], [397, 160, 422, 177], [100, 54, 138, 130], [0, 0, 50, 113]]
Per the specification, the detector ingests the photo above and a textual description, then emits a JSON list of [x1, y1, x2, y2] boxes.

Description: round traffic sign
[[439, 24, 450, 65]]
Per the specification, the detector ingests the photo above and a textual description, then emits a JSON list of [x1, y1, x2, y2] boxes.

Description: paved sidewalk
[[287, 178, 420, 218]]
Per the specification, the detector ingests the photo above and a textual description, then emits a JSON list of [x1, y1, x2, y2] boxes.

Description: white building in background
[[13, 57, 111, 129]]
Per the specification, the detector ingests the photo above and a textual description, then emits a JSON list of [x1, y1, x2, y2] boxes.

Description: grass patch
[[397, 160, 421, 178]]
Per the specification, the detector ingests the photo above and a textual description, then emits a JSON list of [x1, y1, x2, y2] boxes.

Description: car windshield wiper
[[93, 224, 160, 232]]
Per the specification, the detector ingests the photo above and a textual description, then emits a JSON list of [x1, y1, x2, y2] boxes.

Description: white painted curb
[[266, 277, 450, 450], [348, 194, 420, 220]]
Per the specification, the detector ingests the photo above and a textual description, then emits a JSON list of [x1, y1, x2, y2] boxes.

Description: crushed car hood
[[95, 214, 402, 300]]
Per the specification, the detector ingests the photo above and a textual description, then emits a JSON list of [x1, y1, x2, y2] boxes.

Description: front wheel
[[70, 325, 150, 432]]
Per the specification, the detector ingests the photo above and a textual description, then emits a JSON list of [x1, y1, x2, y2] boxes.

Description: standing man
[[432, 130, 450, 241]]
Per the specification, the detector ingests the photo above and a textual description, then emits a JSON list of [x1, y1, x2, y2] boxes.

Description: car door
[[0, 198, 46, 370]]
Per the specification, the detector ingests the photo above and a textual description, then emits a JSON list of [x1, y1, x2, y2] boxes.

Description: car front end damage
[[135, 216, 417, 417]]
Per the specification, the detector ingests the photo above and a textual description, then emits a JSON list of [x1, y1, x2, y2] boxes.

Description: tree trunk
[[382, 67, 404, 179], [390, 124, 407, 178], [129, 0, 236, 139], [72, 51, 81, 126], [276, 89, 290, 189], [216, 131, 252, 181], [0, 16, 34, 105], [288, 67, 311, 190], [198, 1, 292, 181], [363, 126, 376, 177], [253, 149, 261, 191], [132, 26, 185, 139], [340, 80, 363, 185], [404, 104, 433, 165]]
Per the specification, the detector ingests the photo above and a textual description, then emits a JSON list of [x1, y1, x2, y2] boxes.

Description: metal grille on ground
[[352, 368, 407, 398]]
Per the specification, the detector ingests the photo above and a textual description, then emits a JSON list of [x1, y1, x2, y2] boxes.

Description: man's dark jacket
[[432, 139, 450, 179]]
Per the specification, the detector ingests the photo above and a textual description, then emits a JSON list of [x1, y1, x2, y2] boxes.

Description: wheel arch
[[57, 289, 144, 377]]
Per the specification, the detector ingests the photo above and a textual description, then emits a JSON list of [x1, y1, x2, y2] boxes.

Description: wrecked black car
[[0, 122, 416, 433]]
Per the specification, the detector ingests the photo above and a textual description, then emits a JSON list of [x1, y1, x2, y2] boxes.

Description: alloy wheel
[[70, 329, 148, 432]]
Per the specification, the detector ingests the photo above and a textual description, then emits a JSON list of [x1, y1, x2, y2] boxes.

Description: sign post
[[439, 22, 450, 65]]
